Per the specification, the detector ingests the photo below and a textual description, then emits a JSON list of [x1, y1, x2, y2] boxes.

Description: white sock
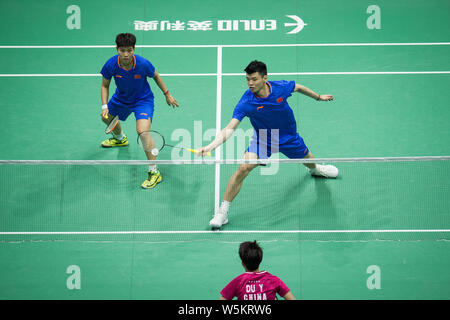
[[113, 131, 125, 140], [220, 200, 231, 214], [148, 164, 157, 173]]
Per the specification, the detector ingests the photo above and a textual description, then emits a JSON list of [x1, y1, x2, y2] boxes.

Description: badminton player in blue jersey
[[197, 60, 338, 228], [100, 33, 179, 189]]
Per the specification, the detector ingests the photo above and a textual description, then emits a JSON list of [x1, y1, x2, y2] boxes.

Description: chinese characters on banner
[[134, 16, 306, 34]]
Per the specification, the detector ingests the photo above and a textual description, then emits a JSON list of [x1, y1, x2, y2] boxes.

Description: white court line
[[1, 71, 449, 77], [1, 229, 450, 235], [246, 71, 450, 76], [0, 74, 101, 77], [0, 73, 217, 77], [1, 42, 449, 49], [215, 46, 223, 214], [222, 42, 450, 47]]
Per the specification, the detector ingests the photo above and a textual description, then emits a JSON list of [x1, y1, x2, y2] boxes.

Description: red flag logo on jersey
[[277, 97, 283, 103]]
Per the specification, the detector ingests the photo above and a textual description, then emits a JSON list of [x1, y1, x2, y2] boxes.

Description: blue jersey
[[233, 80, 298, 145], [100, 54, 155, 105]]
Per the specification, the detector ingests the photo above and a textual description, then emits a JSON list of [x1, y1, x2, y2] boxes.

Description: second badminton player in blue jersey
[[100, 33, 179, 189], [197, 60, 338, 229]]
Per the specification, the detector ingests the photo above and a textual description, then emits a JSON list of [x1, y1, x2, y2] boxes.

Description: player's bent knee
[[237, 164, 256, 177]]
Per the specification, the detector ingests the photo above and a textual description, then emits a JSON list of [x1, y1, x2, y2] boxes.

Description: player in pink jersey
[[220, 241, 295, 300]]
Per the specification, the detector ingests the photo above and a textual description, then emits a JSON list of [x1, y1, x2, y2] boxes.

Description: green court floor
[[0, 0, 449, 300]]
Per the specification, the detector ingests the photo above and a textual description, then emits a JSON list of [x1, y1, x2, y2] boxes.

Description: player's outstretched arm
[[153, 70, 180, 108], [197, 118, 240, 156], [293, 83, 333, 101], [101, 77, 111, 118]]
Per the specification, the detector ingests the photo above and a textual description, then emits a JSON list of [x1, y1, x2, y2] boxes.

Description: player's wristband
[[316, 95, 321, 101], [102, 104, 108, 110], [163, 90, 169, 95]]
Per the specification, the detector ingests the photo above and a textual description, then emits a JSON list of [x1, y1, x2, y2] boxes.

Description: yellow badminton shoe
[[141, 169, 162, 189], [101, 135, 128, 147]]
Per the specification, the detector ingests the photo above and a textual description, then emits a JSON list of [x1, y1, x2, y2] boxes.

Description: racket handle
[[187, 148, 211, 157]]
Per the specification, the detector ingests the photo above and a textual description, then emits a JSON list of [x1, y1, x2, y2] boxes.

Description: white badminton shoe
[[209, 208, 229, 229], [308, 164, 339, 178]]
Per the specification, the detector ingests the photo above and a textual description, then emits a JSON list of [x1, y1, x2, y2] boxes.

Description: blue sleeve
[[284, 80, 296, 98], [232, 103, 247, 121], [146, 60, 156, 78], [100, 60, 113, 80]]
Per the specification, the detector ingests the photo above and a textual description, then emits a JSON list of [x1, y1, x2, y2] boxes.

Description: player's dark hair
[[116, 33, 136, 48], [239, 241, 263, 271], [244, 60, 267, 76]]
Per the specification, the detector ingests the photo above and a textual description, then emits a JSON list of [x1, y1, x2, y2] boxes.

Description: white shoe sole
[[309, 165, 338, 178], [209, 217, 228, 229]]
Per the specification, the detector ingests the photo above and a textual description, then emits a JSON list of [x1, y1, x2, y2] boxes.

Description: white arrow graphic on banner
[[284, 15, 307, 34]]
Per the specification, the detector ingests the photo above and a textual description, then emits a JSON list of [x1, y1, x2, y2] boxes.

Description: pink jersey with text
[[220, 271, 290, 300]]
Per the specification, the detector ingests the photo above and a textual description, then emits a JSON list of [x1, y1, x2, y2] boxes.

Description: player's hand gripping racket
[[137, 130, 211, 156], [105, 115, 119, 134]]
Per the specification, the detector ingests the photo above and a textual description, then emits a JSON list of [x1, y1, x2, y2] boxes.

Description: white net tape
[[1, 156, 449, 165]]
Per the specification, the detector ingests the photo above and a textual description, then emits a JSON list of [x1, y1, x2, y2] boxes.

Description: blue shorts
[[108, 96, 154, 121], [247, 134, 309, 159]]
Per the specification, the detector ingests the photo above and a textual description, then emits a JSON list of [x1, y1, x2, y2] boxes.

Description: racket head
[[137, 130, 165, 152], [105, 115, 119, 134]]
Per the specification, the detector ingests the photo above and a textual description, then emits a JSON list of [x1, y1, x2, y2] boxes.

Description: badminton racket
[[105, 115, 119, 134], [137, 130, 211, 156]]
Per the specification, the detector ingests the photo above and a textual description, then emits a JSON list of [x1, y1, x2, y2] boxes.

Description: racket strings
[[138, 131, 164, 152], [137, 130, 208, 156], [105, 115, 119, 134]]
